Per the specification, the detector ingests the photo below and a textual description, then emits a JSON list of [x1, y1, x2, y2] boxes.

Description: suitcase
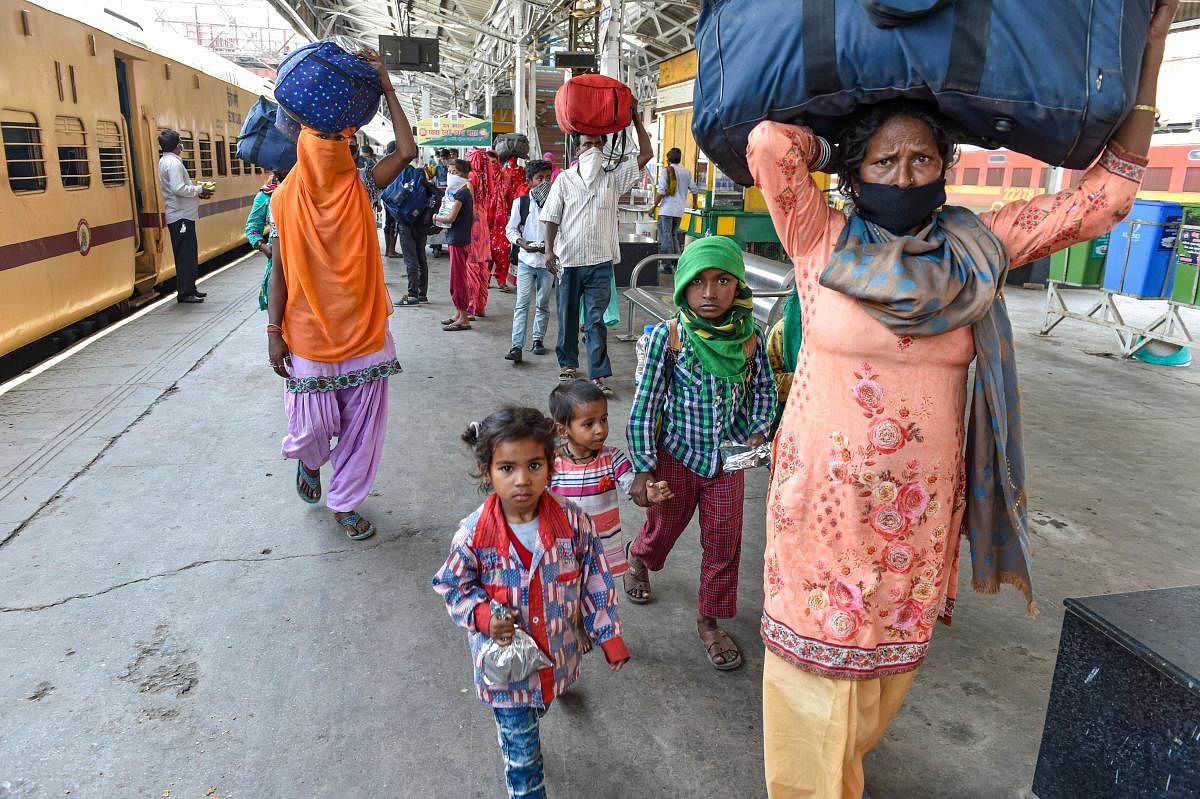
[[554, 74, 634, 135], [236, 97, 297, 173], [693, 0, 1155, 185], [494, 133, 530, 161], [274, 41, 381, 134]]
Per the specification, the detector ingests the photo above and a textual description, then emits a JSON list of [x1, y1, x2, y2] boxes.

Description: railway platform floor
[[1, 249, 1199, 798]]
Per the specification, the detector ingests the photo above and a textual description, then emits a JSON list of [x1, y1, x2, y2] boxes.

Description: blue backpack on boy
[[236, 97, 297, 173], [381, 166, 432, 226], [274, 41, 381, 134]]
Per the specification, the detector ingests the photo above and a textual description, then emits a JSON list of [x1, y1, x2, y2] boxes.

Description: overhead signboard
[[416, 111, 492, 146]]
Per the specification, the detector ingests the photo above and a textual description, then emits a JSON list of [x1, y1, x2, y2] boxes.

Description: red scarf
[[473, 491, 573, 553]]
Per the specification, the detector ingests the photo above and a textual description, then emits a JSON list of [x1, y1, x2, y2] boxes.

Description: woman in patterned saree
[[267, 49, 417, 541], [750, 2, 1178, 795]]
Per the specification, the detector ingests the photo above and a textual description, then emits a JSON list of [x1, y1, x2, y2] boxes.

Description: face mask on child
[[447, 174, 468, 194]]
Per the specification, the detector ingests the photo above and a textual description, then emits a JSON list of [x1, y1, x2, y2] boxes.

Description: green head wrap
[[672, 236, 756, 382]]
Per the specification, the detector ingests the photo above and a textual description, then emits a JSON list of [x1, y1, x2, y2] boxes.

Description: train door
[[114, 54, 157, 289]]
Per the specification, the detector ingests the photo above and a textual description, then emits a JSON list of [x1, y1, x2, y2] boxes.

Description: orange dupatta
[[272, 129, 391, 362]]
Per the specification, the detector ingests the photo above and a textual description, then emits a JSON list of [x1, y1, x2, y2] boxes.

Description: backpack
[[693, 0, 1156, 185], [236, 97, 297, 173], [418, 184, 444, 236], [508, 194, 531, 266], [381, 167, 431, 226]]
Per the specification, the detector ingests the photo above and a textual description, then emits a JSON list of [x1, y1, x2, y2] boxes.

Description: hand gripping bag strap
[[943, 0, 993, 94], [803, 2, 842, 96]]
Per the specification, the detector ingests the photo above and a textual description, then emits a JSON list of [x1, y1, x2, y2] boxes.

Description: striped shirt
[[551, 446, 635, 575], [540, 158, 643, 268], [431, 493, 628, 708], [627, 320, 778, 478]]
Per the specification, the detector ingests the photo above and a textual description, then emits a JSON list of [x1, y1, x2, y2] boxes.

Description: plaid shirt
[[432, 492, 628, 708], [627, 320, 777, 478]]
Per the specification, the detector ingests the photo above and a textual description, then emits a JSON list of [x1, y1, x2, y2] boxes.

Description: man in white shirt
[[157, 130, 213, 303], [504, 159, 556, 364], [655, 147, 701, 257], [542, 112, 653, 395]]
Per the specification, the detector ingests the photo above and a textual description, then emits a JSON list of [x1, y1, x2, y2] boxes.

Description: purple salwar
[[281, 332, 398, 512]]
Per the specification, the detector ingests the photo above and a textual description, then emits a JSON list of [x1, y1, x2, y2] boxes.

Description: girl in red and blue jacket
[[433, 406, 629, 799]]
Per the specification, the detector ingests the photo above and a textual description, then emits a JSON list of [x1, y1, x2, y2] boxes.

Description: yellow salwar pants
[[763, 650, 917, 799]]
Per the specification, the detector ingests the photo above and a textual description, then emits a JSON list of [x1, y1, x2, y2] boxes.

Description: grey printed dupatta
[[820, 207, 1035, 615]]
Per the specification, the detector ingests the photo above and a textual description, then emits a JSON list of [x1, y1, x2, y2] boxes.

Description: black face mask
[[853, 178, 947, 235]]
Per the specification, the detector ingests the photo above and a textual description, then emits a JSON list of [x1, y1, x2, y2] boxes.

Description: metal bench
[[618, 251, 795, 341]]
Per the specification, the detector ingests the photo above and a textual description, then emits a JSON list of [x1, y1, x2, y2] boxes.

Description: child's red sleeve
[[600, 637, 630, 665]]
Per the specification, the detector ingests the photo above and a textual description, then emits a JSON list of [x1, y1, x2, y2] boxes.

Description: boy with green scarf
[[625, 235, 778, 671]]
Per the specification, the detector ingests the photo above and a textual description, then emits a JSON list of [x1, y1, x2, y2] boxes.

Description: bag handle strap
[[944, 0, 992, 94], [802, 2, 841, 96]]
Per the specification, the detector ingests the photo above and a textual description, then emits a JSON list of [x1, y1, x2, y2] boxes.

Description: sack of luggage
[[554, 74, 634, 135], [494, 133, 530, 161], [274, 40, 382, 134], [692, 0, 1156, 186], [236, 97, 297, 173], [381, 167, 432, 226]]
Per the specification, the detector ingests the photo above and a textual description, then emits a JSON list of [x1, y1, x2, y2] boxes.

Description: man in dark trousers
[[157, 129, 212, 303]]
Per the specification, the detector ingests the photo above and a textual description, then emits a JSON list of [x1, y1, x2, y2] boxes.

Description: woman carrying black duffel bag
[[749, 1, 1178, 796]]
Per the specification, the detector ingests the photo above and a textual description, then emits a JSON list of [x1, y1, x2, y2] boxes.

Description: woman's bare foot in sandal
[[573, 611, 593, 654], [623, 543, 652, 604], [334, 510, 376, 541], [697, 615, 743, 671]]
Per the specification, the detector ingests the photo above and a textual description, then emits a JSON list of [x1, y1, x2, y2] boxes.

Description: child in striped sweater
[[549, 380, 672, 650]]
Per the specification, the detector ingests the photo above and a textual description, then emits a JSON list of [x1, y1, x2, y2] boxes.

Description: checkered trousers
[[630, 450, 745, 619]]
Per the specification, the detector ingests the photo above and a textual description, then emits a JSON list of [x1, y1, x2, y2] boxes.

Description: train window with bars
[[1142, 167, 1172, 192], [55, 116, 90, 189], [985, 167, 1005, 187], [962, 167, 979, 185], [178, 131, 195, 174], [198, 134, 213, 177], [1011, 167, 1032, 188], [2, 109, 46, 193], [1039, 167, 1051, 189], [228, 141, 240, 175], [255, 164, 264, 175], [216, 136, 227, 176], [1184, 167, 1200, 193], [96, 120, 127, 186]]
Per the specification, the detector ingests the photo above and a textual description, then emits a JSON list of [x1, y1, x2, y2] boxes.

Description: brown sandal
[[698, 626, 743, 671], [622, 542, 652, 604]]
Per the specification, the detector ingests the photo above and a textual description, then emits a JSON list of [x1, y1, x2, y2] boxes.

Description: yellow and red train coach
[[945, 134, 1200, 212], [0, 0, 276, 358]]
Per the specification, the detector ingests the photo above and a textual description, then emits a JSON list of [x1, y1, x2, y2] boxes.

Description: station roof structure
[[265, 0, 699, 117]]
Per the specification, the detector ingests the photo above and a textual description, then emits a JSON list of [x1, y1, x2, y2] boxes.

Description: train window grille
[[215, 137, 227, 176], [198, 134, 213, 177], [962, 167, 979, 186], [96, 120, 127, 186], [55, 116, 90, 189], [178, 132, 195, 175], [985, 167, 1005, 187], [1039, 168, 1051, 189], [1011, 167, 1032, 188], [1184, 167, 1200, 194], [228, 141, 240, 176], [1142, 166, 1172, 192], [2, 110, 47, 193]]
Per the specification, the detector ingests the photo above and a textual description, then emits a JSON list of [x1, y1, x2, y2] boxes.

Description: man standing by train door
[[158, 129, 213, 304]]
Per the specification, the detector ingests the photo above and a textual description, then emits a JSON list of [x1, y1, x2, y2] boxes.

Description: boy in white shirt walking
[[504, 160, 556, 364], [655, 147, 701, 258]]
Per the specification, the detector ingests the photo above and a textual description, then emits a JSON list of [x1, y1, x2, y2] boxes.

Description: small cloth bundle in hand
[[719, 440, 772, 473], [479, 603, 553, 688]]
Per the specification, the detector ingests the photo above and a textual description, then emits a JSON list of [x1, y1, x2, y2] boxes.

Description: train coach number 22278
[[1002, 187, 1038, 202]]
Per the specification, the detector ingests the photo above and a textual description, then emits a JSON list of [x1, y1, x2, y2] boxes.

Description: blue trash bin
[[1102, 200, 1182, 298]]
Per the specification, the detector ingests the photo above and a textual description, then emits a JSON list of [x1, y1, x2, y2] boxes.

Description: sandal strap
[[337, 512, 363, 527], [297, 462, 320, 488]]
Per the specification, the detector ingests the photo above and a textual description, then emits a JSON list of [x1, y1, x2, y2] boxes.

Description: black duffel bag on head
[[495, 133, 531, 162], [692, 0, 1155, 186]]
